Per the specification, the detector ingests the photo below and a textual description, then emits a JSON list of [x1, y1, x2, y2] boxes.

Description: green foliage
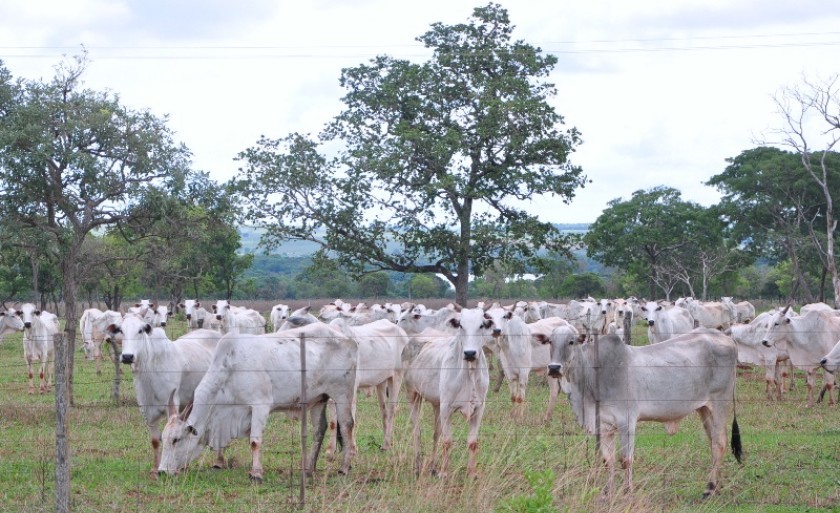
[[558, 272, 605, 298], [495, 469, 556, 513], [359, 272, 391, 298], [232, 4, 586, 305]]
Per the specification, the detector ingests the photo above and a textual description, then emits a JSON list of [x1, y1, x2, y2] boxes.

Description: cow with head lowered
[[158, 322, 359, 480], [538, 326, 742, 498]]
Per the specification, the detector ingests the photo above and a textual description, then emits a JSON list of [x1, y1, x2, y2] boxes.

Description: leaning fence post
[[299, 332, 307, 508], [54, 332, 70, 513]]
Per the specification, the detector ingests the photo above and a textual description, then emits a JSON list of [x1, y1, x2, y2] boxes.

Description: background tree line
[[1, 2, 838, 392]]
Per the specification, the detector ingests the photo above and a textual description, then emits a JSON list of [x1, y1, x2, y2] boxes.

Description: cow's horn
[[167, 389, 178, 418]]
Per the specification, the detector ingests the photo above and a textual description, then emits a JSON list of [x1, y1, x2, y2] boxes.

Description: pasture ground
[[0, 305, 837, 512]]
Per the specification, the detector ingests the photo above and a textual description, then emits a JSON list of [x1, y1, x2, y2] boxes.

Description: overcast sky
[[2, 1, 839, 223]]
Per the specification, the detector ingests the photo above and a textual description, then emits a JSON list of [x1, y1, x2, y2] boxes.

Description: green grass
[[0, 318, 838, 512]]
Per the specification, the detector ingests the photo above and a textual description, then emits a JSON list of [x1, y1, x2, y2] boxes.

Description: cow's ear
[[34, 310, 41, 316], [534, 334, 549, 345], [577, 334, 587, 344], [179, 303, 185, 308], [143, 324, 152, 334], [504, 311, 513, 320], [448, 318, 461, 329]]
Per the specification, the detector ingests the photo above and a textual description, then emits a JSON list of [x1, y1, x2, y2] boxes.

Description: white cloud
[[2, 0, 840, 223]]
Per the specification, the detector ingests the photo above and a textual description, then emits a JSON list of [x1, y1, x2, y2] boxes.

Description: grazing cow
[[327, 318, 410, 453], [108, 314, 223, 475], [269, 303, 290, 332], [761, 308, 837, 406], [80, 308, 123, 375], [799, 302, 837, 315], [721, 297, 756, 324], [211, 300, 266, 335], [18, 303, 59, 394], [180, 300, 211, 330], [402, 307, 496, 477], [540, 326, 742, 497], [641, 301, 694, 344], [157, 322, 359, 479], [821, 339, 840, 374]]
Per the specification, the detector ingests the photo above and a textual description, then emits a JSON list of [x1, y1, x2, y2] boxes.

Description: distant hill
[[238, 223, 591, 256]]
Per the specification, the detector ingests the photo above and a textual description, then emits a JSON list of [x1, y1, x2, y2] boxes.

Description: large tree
[[233, 3, 586, 306], [706, 146, 839, 303], [584, 186, 712, 299], [0, 54, 191, 403]]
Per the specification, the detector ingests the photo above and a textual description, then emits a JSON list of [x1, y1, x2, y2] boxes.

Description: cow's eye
[[172, 437, 180, 446]]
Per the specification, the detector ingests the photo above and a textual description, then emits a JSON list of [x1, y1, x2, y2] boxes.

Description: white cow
[[108, 313, 223, 474], [641, 301, 694, 344], [483, 304, 569, 420], [157, 322, 359, 479], [396, 304, 459, 335], [211, 300, 266, 335], [760, 308, 838, 406], [402, 307, 496, 477], [18, 303, 58, 394], [79, 308, 123, 375], [721, 297, 756, 324], [820, 339, 840, 374], [727, 311, 793, 400], [327, 318, 410, 454], [151, 303, 171, 328], [684, 298, 733, 331], [180, 300, 211, 330], [269, 303, 290, 332], [0, 309, 24, 339], [541, 326, 742, 498]]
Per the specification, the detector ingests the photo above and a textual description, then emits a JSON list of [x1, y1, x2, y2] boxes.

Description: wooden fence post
[[54, 332, 70, 513]]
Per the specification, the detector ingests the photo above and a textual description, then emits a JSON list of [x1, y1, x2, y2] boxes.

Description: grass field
[[0, 313, 837, 513]]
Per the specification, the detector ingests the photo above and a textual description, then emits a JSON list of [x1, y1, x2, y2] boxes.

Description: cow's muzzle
[[121, 354, 135, 365], [548, 364, 562, 378], [821, 358, 834, 373], [186, 314, 192, 320], [647, 320, 654, 326], [463, 350, 477, 361], [24, 322, 32, 329]]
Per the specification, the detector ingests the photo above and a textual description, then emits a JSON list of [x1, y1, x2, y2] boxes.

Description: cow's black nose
[[121, 354, 134, 364], [821, 358, 828, 365], [762, 341, 771, 348], [186, 314, 192, 320], [647, 320, 654, 326], [24, 322, 32, 328], [548, 364, 561, 377], [463, 350, 477, 361]]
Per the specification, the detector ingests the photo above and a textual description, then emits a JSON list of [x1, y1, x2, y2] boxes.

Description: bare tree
[[768, 75, 840, 305]]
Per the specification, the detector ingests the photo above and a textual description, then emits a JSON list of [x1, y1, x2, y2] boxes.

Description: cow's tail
[[731, 381, 743, 464]]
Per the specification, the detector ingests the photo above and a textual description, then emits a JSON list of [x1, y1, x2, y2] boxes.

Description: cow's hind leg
[[408, 391, 424, 476], [306, 400, 329, 477], [331, 393, 356, 475], [698, 406, 726, 498]]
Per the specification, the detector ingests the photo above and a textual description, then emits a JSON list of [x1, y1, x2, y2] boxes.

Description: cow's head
[[449, 308, 494, 362], [545, 324, 582, 378], [119, 314, 153, 365], [158, 390, 204, 476]]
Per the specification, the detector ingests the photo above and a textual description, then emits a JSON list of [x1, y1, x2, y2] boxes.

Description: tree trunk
[[61, 257, 79, 407]]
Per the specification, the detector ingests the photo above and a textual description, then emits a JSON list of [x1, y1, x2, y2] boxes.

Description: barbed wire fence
[[0, 315, 838, 512]]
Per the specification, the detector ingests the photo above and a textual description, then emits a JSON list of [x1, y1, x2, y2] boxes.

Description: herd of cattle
[[1, 295, 839, 497]]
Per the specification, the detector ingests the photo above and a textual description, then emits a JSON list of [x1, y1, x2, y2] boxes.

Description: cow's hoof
[[249, 474, 263, 484]]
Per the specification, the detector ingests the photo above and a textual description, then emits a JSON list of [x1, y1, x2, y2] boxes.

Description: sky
[[1, 0, 839, 224]]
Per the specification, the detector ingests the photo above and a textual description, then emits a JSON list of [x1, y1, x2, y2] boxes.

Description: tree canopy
[[232, 3, 586, 305]]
